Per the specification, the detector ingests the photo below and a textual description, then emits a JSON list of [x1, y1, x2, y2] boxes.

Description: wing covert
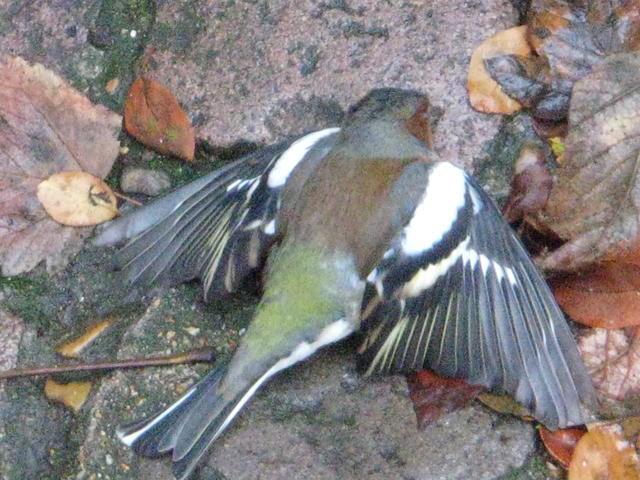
[[357, 161, 595, 429], [94, 128, 339, 300]]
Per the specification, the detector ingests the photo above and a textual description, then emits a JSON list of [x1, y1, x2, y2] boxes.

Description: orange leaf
[[552, 263, 640, 329], [37, 172, 118, 227], [540, 425, 585, 469], [124, 77, 195, 161], [568, 424, 640, 480], [467, 26, 532, 114]]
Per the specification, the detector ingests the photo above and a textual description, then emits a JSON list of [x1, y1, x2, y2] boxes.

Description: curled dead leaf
[[527, 0, 640, 83], [467, 26, 532, 114], [37, 172, 118, 226], [124, 77, 195, 161]]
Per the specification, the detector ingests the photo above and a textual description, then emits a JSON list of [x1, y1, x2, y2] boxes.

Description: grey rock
[[121, 168, 172, 197]]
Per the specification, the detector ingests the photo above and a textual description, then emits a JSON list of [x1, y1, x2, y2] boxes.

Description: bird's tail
[[117, 364, 256, 480]]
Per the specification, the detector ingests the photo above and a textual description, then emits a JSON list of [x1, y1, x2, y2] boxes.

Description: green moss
[[81, 0, 157, 111], [1, 273, 58, 331], [0, 274, 39, 292]]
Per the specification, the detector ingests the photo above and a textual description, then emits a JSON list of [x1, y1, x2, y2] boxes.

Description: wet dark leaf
[[484, 55, 548, 107], [527, 0, 640, 83]]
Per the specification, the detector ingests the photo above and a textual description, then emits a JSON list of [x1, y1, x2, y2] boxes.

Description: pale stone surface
[[148, 0, 517, 170]]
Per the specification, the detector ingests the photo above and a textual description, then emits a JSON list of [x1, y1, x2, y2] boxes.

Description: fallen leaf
[[44, 379, 92, 413], [483, 54, 548, 108], [56, 318, 114, 358], [467, 26, 532, 114], [536, 52, 640, 272], [37, 172, 117, 227], [578, 328, 640, 413], [406, 370, 483, 429], [552, 261, 640, 329], [0, 55, 121, 275], [527, 0, 604, 82], [124, 77, 195, 161], [540, 425, 586, 469], [527, 0, 640, 83], [568, 423, 640, 480], [503, 144, 553, 222], [477, 392, 533, 420]]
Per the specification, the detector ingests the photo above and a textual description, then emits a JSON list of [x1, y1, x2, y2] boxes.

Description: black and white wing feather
[[358, 161, 595, 429], [94, 128, 339, 300]]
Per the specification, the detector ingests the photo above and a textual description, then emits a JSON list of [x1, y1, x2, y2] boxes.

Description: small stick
[[0, 347, 216, 380], [113, 190, 143, 207]]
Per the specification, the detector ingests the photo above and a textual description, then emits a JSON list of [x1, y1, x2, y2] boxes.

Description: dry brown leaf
[[537, 52, 640, 272], [124, 77, 195, 161], [467, 26, 532, 114], [37, 172, 117, 226], [0, 55, 121, 275], [56, 318, 114, 358], [568, 424, 640, 480], [44, 379, 92, 413], [579, 328, 640, 413]]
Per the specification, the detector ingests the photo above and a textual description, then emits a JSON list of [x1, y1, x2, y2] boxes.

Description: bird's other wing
[[93, 128, 340, 300], [357, 161, 596, 429]]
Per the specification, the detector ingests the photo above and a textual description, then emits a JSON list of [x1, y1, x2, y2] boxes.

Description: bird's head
[[343, 88, 433, 149]]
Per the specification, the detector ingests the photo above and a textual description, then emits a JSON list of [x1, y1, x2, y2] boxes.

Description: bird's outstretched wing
[[357, 161, 595, 429], [93, 128, 339, 300]]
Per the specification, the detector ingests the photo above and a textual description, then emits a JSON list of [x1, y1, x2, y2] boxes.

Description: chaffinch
[[95, 88, 595, 479]]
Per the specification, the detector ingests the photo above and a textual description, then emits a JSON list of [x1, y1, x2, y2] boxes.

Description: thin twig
[[0, 347, 216, 380], [113, 190, 143, 207]]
